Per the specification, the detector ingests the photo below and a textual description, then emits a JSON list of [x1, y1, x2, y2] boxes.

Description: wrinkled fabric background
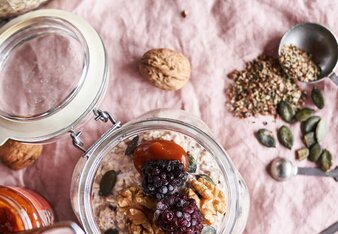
[[1, 0, 338, 233]]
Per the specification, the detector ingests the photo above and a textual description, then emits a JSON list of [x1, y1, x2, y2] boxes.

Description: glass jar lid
[[0, 9, 108, 145]]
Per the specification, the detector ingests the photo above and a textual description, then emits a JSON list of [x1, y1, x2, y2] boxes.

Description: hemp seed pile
[[279, 45, 320, 82], [226, 55, 304, 118]]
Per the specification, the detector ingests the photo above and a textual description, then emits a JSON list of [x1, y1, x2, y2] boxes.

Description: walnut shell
[[0, 140, 43, 170], [139, 48, 191, 90], [0, 0, 49, 18]]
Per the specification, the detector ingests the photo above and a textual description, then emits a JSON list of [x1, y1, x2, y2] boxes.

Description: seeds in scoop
[[296, 148, 309, 160], [295, 108, 314, 122], [202, 226, 217, 234], [99, 170, 118, 196], [311, 86, 325, 109], [125, 136, 139, 155], [309, 143, 322, 162], [315, 119, 326, 142], [187, 153, 197, 173], [256, 129, 276, 148], [279, 44, 320, 82], [277, 101, 295, 123], [302, 116, 321, 134], [319, 150, 333, 172], [277, 125, 294, 149], [303, 132, 316, 148]]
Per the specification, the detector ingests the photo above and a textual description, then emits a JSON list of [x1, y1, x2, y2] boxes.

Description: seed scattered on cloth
[[226, 55, 304, 118], [279, 44, 320, 82]]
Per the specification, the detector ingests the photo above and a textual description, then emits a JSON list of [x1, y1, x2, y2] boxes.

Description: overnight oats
[[91, 130, 228, 234]]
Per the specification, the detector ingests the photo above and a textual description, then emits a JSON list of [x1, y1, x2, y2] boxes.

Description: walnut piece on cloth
[[139, 48, 191, 91], [0, 140, 43, 170], [0, 0, 49, 18], [186, 178, 227, 225], [117, 186, 163, 234]]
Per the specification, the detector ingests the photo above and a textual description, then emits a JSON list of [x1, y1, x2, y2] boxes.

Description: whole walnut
[[0, 140, 43, 170], [139, 48, 191, 90]]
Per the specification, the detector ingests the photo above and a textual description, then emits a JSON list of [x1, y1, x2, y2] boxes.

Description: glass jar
[[0, 9, 249, 234], [0, 186, 54, 233], [70, 109, 250, 234]]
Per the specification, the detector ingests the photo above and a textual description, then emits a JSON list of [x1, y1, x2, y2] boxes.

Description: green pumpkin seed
[[303, 132, 316, 148], [104, 229, 119, 234], [295, 108, 314, 122], [309, 143, 322, 162], [277, 125, 294, 149], [99, 170, 118, 196], [256, 129, 276, 148], [277, 101, 295, 123], [196, 174, 215, 185], [319, 149, 333, 172], [187, 153, 197, 173], [302, 116, 321, 134], [202, 226, 217, 234], [311, 87, 325, 109], [296, 148, 309, 160], [125, 136, 139, 155], [315, 119, 326, 142]]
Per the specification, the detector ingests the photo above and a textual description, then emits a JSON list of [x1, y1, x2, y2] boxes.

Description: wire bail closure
[[70, 109, 121, 154]]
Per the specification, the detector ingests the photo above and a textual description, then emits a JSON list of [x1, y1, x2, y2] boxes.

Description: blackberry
[[154, 193, 203, 234], [141, 160, 187, 199]]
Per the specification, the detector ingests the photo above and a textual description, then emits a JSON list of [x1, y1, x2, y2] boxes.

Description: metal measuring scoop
[[270, 157, 338, 181], [278, 22, 338, 86]]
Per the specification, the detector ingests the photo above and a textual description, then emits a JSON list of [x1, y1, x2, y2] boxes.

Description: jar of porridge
[[0, 9, 249, 234], [0, 186, 54, 233]]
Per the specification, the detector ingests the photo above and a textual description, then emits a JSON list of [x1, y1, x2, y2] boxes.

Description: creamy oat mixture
[[91, 130, 227, 233]]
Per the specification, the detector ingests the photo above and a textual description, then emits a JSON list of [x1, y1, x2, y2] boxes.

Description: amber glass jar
[[0, 186, 54, 233]]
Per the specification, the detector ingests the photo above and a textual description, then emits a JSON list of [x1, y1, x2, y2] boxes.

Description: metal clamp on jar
[[0, 10, 249, 234]]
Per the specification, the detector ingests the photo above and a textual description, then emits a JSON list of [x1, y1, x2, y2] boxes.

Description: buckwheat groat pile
[[226, 55, 304, 118], [91, 130, 227, 234]]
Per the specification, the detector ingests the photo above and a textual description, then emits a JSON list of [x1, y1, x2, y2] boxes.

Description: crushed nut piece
[[186, 178, 227, 225], [181, 10, 188, 18], [226, 55, 304, 118], [279, 44, 320, 82], [117, 186, 163, 234]]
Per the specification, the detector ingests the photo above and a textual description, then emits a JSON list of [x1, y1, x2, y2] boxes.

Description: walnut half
[[116, 186, 163, 234], [185, 178, 227, 225]]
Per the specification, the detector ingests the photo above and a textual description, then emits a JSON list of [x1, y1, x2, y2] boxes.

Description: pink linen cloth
[[1, 0, 338, 233]]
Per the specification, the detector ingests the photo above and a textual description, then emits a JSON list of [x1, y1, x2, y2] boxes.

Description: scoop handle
[[329, 72, 338, 86], [297, 166, 338, 181]]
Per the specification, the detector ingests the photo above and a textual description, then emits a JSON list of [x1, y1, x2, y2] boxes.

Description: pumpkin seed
[[311, 86, 325, 109], [125, 136, 139, 155], [315, 119, 326, 142], [187, 153, 197, 173], [295, 108, 314, 122], [296, 148, 309, 160], [256, 129, 276, 148], [202, 226, 217, 234], [319, 149, 333, 172], [277, 125, 293, 149], [302, 116, 321, 134], [303, 132, 316, 148], [277, 101, 295, 123], [309, 143, 322, 162], [99, 170, 118, 196], [196, 174, 215, 185], [104, 229, 119, 234]]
